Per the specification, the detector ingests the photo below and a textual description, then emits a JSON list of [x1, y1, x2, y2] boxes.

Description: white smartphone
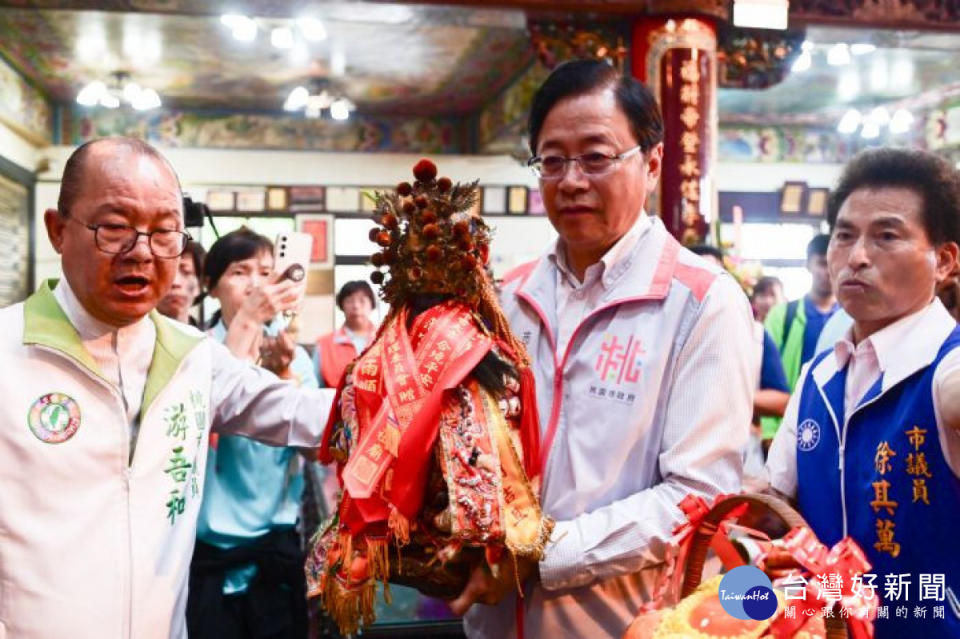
[[274, 231, 313, 282]]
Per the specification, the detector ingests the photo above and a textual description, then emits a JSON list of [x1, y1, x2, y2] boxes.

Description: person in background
[[314, 280, 377, 388], [762, 234, 838, 441], [765, 234, 838, 389], [157, 239, 205, 326], [187, 227, 318, 639], [751, 275, 785, 323], [456, 59, 756, 639], [766, 147, 960, 639]]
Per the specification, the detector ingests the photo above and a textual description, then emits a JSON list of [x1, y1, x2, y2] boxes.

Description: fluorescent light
[[827, 43, 851, 66], [76, 81, 106, 106], [801, 40, 813, 51], [230, 16, 257, 42], [220, 14, 244, 27], [284, 86, 309, 111], [297, 16, 327, 42], [837, 69, 861, 102], [123, 82, 142, 104], [132, 88, 161, 110], [889, 109, 914, 134], [271, 26, 294, 49], [837, 109, 861, 134], [792, 51, 812, 73], [330, 101, 350, 121], [732, 0, 788, 30], [851, 43, 876, 55], [868, 106, 890, 126], [861, 121, 881, 139], [99, 93, 121, 109], [331, 50, 347, 77]]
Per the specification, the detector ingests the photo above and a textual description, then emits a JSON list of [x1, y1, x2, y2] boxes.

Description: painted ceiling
[[719, 25, 960, 126], [1, 2, 960, 131], [0, 3, 532, 115]]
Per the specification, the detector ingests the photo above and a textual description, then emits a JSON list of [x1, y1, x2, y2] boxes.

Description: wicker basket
[[680, 492, 848, 639]]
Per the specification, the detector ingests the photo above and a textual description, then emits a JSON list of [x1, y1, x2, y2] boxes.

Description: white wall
[[714, 161, 844, 191], [0, 120, 41, 173]]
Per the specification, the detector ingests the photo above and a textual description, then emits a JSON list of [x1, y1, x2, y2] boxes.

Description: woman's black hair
[[204, 227, 273, 292], [336, 280, 376, 310]]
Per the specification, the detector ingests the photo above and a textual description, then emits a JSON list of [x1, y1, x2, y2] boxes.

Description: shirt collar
[[825, 298, 956, 389], [548, 212, 651, 289]]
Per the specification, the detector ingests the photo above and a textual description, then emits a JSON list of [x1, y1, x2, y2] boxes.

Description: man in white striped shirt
[[454, 59, 757, 639]]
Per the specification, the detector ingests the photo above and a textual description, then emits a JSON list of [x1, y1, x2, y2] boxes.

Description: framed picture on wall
[[806, 187, 829, 216], [507, 186, 527, 214], [206, 189, 236, 212], [236, 188, 266, 212], [780, 181, 807, 215], [296, 214, 334, 268], [266, 186, 289, 211], [289, 186, 326, 212]]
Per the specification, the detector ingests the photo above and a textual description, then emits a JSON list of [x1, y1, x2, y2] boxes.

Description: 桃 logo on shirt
[[28, 393, 81, 443], [797, 419, 821, 452]]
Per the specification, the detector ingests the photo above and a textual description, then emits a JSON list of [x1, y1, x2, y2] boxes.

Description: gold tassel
[[367, 538, 391, 585], [388, 506, 411, 546]]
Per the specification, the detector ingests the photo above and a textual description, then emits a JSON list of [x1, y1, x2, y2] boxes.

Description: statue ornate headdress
[[306, 160, 552, 634]]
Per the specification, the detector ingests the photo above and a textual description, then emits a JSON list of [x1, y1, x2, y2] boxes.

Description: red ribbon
[[328, 302, 493, 534], [761, 527, 877, 639]]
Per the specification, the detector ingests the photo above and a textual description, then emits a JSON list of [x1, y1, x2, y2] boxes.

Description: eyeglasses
[[65, 216, 191, 258], [527, 145, 642, 180]]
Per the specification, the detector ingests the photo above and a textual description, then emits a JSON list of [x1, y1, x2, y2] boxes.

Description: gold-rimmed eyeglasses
[[527, 145, 642, 180]]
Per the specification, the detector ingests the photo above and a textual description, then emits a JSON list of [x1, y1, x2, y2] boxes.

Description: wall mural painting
[[0, 56, 52, 144], [65, 107, 462, 154], [717, 126, 863, 163], [478, 62, 549, 153]]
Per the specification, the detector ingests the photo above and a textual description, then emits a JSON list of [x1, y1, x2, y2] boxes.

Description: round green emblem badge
[[28, 393, 81, 443]]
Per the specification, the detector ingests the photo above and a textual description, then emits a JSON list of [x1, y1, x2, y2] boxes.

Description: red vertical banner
[[660, 48, 712, 244], [631, 18, 716, 244]]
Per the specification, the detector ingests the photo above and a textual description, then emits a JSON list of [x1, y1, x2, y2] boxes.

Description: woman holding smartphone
[[187, 227, 315, 639]]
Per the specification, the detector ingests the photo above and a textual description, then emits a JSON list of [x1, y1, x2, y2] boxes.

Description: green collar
[[23, 280, 203, 416]]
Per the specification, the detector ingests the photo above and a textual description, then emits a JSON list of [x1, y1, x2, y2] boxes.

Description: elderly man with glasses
[[0, 137, 334, 639], [454, 60, 758, 639]]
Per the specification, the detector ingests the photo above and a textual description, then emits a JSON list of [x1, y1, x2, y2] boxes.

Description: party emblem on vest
[[28, 393, 81, 443], [797, 419, 821, 452]]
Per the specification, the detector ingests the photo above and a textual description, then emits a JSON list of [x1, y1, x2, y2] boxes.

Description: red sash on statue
[[339, 301, 492, 533]]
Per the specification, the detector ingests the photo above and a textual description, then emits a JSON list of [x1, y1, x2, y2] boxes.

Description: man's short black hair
[[336, 280, 376, 310], [752, 276, 783, 299], [688, 244, 725, 264], [806, 233, 830, 260], [827, 147, 960, 246], [527, 59, 664, 155]]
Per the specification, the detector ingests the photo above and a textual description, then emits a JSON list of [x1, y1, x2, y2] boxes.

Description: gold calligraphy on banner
[[678, 57, 702, 235]]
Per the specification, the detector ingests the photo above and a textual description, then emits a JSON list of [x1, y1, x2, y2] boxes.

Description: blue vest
[[796, 328, 960, 638]]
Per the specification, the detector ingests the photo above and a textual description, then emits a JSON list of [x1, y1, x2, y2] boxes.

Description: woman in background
[[157, 239, 205, 326], [187, 227, 316, 639], [314, 280, 377, 388]]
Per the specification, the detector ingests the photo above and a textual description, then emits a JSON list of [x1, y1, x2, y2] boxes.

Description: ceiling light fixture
[[827, 43, 851, 66], [792, 50, 812, 73], [732, 0, 789, 30], [271, 26, 294, 49], [284, 81, 355, 120], [76, 71, 161, 110], [888, 109, 915, 134], [837, 109, 861, 134], [836, 105, 915, 138], [850, 43, 876, 55]]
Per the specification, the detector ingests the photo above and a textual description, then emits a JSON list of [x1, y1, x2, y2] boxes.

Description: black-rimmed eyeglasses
[[64, 216, 191, 258]]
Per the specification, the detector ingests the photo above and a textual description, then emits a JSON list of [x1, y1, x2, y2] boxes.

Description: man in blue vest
[[766, 147, 960, 638]]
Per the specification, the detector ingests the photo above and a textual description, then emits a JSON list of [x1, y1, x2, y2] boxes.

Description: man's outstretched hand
[[448, 556, 538, 616]]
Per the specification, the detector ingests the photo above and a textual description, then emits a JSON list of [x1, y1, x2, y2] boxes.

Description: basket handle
[[679, 492, 847, 639]]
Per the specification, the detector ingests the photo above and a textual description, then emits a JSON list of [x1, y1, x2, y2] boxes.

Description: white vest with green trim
[[0, 282, 211, 639]]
